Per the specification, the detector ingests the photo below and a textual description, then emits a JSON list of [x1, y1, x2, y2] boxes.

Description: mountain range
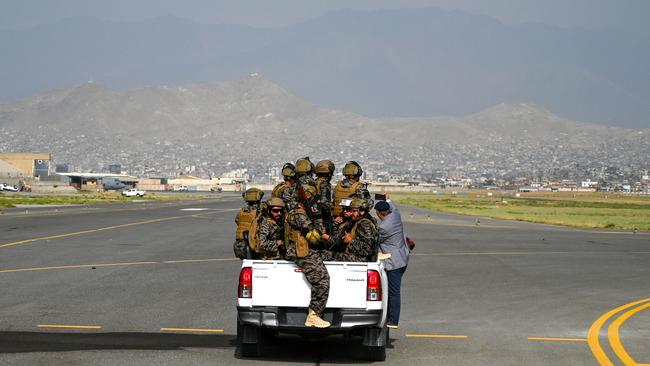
[[0, 7, 648, 128], [0, 76, 648, 181]]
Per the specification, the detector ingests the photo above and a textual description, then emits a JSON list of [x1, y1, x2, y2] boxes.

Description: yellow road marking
[[163, 258, 237, 264], [528, 337, 587, 342], [38, 324, 101, 329], [0, 211, 220, 249], [405, 333, 468, 339], [0, 261, 158, 274], [0, 199, 231, 219], [412, 251, 650, 257], [0, 258, 238, 274], [160, 328, 224, 333], [412, 251, 585, 256], [608, 301, 650, 366], [404, 221, 515, 229], [588, 298, 650, 366]]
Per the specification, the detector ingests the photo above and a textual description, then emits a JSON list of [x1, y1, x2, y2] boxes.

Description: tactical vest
[[249, 216, 277, 257], [235, 207, 257, 241], [284, 207, 311, 259], [333, 180, 362, 216], [347, 217, 378, 254]]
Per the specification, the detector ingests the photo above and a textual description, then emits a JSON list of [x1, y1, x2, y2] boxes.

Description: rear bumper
[[237, 306, 383, 331]]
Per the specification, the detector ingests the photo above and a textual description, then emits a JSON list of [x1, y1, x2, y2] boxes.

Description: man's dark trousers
[[387, 266, 407, 324]]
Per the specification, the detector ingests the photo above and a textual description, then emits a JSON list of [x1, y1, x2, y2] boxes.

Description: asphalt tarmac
[[0, 193, 648, 365]]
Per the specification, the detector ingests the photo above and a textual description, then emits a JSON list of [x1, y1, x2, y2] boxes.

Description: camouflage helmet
[[281, 163, 296, 179], [243, 188, 264, 202], [295, 157, 314, 175], [266, 197, 285, 208], [349, 197, 366, 210], [315, 159, 335, 175], [342, 161, 363, 177], [297, 184, 317, 202]]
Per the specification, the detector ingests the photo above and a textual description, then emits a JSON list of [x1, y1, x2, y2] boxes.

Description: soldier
[[284, 183, 332, 328], [326, 198, 353, 252], [272, 163, 297, 210], [233, 188, 264, 259], [333, 161, 369, 217], [315, 159, 335, 233], [257, 197, 286, 260], [327, 198, 390, 262], [295, 157, 316, 187]]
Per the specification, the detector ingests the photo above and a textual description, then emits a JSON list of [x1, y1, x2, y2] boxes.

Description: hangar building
[[0, 152, 52, 178]]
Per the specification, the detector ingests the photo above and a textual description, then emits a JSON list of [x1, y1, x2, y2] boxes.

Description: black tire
[[237, 322, 262, 358], [240, 342, 261, 358], [362, 327, 388, 361], [364, 346, 386, 361]]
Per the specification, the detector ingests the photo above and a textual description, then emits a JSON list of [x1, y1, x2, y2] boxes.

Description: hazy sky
[[1, 0, 649, 34]]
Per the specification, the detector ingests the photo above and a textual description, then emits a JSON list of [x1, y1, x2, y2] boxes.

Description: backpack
[[247, 215, 264, 254], [235, 207, 257, 241], [333, 180, 362, 216], [272, 183, 288, 198]]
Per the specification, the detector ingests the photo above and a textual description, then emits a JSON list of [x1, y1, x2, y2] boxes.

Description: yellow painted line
[[412, 251, 580, 256], [608, 301, 650, 366], [163, 258, 237, 264], [0, 211, 219, 249], [38, 324, 101, 330], [0, 261, 158, 273], [588, 298, 650, 366], [0, 200, 230, 219], [405, 221, 516, 229], [405, 333, 468, 339], [160, 328, 224, 333], [528, 337, 588, 342]]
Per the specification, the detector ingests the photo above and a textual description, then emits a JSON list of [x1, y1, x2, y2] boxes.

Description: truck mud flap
[[362, 326, 389, 347]]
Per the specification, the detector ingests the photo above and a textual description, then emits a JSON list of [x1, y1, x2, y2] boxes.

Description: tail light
[[367, 270, 382, 301], [238, 267, 252, 298]]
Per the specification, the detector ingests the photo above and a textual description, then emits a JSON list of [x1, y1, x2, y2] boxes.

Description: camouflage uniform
[[328, 214, 377, 262], [285, 204, 330, 316], [316, 176, 333, 233], [325, 217, 352, 252], [297, 175, 317, 188], [233, 202, 260, 259], [258, 216, 284, 260]]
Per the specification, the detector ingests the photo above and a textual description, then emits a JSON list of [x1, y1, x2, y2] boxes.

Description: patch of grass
[[391, 192, 650, 231], [0, 192, 219, 208]]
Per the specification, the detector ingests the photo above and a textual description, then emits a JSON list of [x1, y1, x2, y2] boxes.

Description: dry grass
[[391, 191, 650, 231]]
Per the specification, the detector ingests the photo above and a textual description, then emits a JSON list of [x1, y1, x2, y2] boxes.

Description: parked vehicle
[[236, 259, 389, 361], [121, 188, 146, 197], [0, 183, 19, 192]]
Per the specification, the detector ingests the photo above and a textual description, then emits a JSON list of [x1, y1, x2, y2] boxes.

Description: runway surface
[[0, 193, 648, 365]]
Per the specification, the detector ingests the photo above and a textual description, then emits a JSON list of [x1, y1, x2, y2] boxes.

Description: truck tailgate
[[251, 261, 368, 309]]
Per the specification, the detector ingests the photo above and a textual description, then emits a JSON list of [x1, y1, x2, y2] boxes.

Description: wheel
[[364, 346, 386, 361], [237, 322, 262, 358], [361, 327, 388, 361], [240, 342, 261, 357]]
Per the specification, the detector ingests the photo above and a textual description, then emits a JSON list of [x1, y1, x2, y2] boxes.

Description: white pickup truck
[[121, 188, 146, 197], [236, 259, 389, 361]]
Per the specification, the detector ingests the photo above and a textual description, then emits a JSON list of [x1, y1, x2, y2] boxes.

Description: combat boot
[[305, 308, 331, 328], [377, 252, 391, 261]]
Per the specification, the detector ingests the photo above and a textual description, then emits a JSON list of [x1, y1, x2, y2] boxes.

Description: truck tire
[[364, 345, 386, 361], [362, 327, 389, 361], [240, 342, 261, 358], [237, 322, 262, 357]]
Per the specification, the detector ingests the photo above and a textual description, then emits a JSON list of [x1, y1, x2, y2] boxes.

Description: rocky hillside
[[0, 77, 648, 180]]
